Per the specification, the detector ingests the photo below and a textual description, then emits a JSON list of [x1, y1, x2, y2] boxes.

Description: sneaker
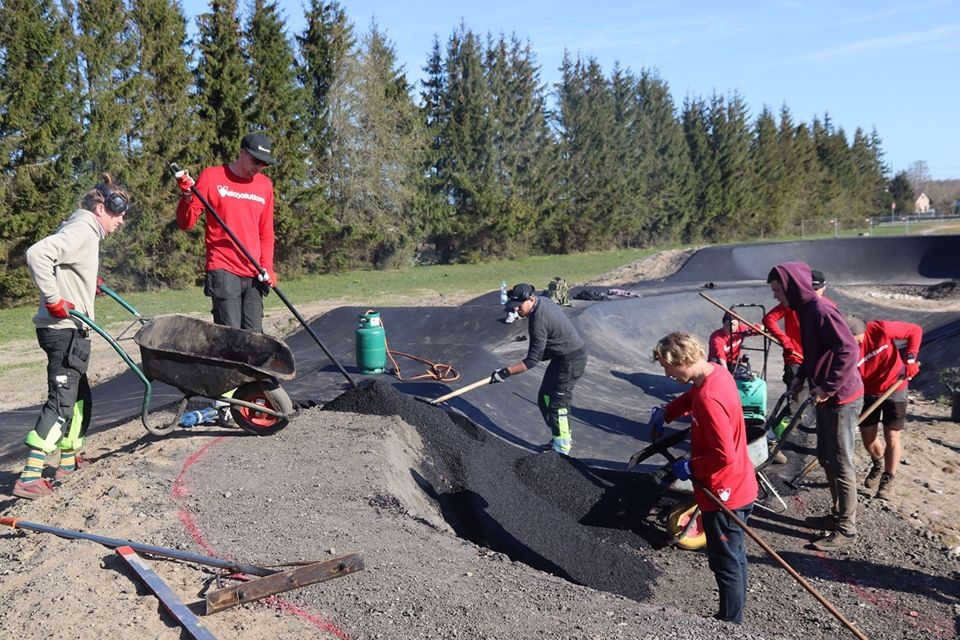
[[13, 478, 55, 499], [804, 514, 839, 531], [875, 473, 895, 500], [55, 454, 89, 479], [811, 531, 856, 551], [864, 458, 884, 489]]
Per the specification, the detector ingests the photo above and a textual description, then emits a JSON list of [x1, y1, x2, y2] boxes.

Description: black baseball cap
[[505, 283, 536, 311], [811, 270, 827, 289], [241, 133, 277, 165]]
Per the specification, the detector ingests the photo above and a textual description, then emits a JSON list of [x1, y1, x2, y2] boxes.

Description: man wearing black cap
[[490, 283, 587, 455], [175, 132, 278, 332]]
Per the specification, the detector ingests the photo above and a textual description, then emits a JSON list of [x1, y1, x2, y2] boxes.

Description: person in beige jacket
[[13, 174, 129, 499]]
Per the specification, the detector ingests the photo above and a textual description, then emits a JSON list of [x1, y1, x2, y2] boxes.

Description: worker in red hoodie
[[650, 331, 757, 623], [843, 314, 922, 501], [767, 262, 863, 551]]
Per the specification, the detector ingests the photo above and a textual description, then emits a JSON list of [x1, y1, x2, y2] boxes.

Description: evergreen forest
[[0, 0, 897, 305]]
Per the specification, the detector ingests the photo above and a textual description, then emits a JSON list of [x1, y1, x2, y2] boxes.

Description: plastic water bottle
[[499, 280, 509, 305], [180, 406, 220, 427]]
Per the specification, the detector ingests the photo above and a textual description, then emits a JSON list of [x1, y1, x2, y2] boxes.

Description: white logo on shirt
[[718, 488, 732, 502], [216, 185, 266, 205]]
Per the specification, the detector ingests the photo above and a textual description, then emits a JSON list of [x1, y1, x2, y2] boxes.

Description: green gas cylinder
[[355, 310, 386, 374]]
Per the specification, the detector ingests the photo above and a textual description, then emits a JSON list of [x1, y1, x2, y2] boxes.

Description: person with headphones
[[13, 174, 130, 499], [490, 283, 588, 455]]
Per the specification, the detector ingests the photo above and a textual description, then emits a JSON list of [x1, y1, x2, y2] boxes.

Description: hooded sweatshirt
[[768, 261, 863, 406]]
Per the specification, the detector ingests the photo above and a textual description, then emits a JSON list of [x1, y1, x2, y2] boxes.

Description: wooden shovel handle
[[699, 292, 782, 346], [431, 376, 491, 404]]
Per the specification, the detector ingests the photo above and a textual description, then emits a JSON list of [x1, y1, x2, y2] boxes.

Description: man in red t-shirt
[[650, 331, 757, 624], [707, 312, 759, 374], [175, 133, 277, 332], [843, 314, 922, 501]]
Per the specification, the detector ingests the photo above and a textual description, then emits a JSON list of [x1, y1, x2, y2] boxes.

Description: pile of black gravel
[[323, 379, 671, 602]]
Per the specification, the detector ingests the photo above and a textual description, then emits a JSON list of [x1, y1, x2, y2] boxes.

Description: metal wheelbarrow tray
[[134, 314, 297, 437]]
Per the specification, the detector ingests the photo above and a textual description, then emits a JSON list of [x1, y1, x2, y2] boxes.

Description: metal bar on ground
[[0, 517, 277, 577], [116, 546, 218, 640], [205, 553, 364, 614]]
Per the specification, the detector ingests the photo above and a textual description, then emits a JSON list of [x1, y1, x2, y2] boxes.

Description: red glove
[[175, 170, 195, 197], [96, 277, 104, 296], [45, 299, 75, 319], [904, 358, 920, 380]]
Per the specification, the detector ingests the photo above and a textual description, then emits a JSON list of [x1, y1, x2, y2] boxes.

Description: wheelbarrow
[[69, 286, 296, 437], [133, 314, 296, 436], [626, 422, 770, 550]]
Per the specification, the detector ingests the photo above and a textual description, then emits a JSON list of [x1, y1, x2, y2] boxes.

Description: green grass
[[0, 248, 653, 346]]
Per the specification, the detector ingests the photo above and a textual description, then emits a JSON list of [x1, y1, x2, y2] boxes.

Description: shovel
[[427, 376, 491, 405], [785, 375, 906, 489]]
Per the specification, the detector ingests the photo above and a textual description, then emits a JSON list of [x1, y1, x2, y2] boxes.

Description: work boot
[[12, 478, 55, 499], [804, 514, 839, 531], [811, 531, 856, 551], [864, 458, 884, 489], [875, 473, 895, 500], [55, 454, 89, 479]]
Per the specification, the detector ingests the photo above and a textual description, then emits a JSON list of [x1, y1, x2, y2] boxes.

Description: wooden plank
[[116, 546, 218, 640], [205, 553, 364, 614]]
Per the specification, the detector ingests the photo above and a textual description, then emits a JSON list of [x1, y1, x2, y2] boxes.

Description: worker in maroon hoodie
[[767, 261, 863, 551]]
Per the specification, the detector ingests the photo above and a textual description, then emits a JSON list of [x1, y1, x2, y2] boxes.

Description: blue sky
[[180, 0, 960, 180]]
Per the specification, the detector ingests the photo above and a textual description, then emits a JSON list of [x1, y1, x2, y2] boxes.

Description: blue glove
[[649, 406, 666, 440], [671, 458, 692, 481], [490, 368, 511, 384]]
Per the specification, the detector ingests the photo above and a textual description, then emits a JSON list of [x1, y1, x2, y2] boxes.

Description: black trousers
[[702, 503, 753, 624], [205, 269, 265, 331], [537, 348, 587, 441], [34, 328, 91, 444]]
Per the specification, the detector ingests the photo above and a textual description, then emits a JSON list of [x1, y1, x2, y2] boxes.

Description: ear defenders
[[96, 183, 128, 215]]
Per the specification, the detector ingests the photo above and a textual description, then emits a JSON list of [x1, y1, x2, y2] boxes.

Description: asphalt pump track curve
[[322, 379, 674, 602]]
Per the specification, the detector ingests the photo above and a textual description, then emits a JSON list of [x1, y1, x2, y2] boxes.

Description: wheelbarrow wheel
[[667, 501, 707, 550], [231, 381, 293, 436]]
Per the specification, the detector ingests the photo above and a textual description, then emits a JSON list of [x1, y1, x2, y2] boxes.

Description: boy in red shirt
[[651, 331, 757, 623], [843, 315, 922, 500], [708, 312, 759, 373]]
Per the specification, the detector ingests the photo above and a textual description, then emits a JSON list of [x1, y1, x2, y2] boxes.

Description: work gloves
[[649, 406, 666, 441], [175, 170, 195, 197], [45, 299, 75, 319], [257, 269, 274, 287], [671, 458, 693, 481], [489, 368, 511, 384], [904, 354, 920, 380], [96, 277, 104, 296]]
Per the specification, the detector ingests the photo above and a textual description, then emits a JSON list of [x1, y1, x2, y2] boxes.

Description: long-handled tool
[[1, 516, 278, 577], [699, 291, 782, 346], [656, 452, 869, 640], [428, 376, 491, 405], [785, 376, 906, 489], [170, 163, 355, 389]]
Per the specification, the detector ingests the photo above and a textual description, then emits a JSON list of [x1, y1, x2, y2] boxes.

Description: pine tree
[[110, 0, 197, 289], [194, 0, 247, 164], [682, 96, 721, 242], [326, 22, 424, 268], [751, 106, 787, 236], [0, 0, 82, 301], [245, 0, 307, 274]]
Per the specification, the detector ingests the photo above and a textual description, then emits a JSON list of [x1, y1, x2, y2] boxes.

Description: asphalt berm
[[323, 379, 669, 602]]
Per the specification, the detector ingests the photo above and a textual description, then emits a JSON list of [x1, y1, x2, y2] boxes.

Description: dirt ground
[[1, 250, 958, 640]]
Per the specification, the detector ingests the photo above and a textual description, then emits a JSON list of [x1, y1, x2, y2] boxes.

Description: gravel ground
[[1, 252, 958, 640]]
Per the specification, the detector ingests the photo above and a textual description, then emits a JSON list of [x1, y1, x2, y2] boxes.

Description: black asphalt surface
[[3, 235, 959, 474]]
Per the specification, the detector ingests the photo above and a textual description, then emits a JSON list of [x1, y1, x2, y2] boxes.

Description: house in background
[[914, 192, 931, 214]]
